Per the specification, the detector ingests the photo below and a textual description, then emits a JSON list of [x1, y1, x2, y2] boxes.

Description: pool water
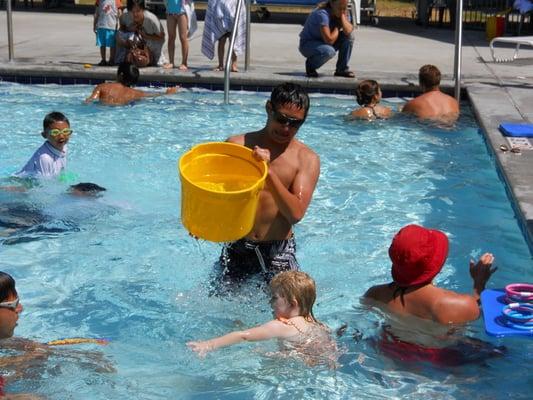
[[0, 83, 532, 399]]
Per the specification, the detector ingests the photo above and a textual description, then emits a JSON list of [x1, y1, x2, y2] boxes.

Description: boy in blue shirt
[[16, 112, 72, 179]]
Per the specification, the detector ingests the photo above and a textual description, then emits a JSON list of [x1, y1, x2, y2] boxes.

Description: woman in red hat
[[364, 224, 497, 324]]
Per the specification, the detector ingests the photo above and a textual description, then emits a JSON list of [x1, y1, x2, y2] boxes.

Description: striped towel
[[201, 0, 247, 60]]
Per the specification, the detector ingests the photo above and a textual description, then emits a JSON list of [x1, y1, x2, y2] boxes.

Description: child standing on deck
[[15, 112, 72, 179], [163, 0, 193, 70], [188, 271, 339, 368], [94, 0, 122, 66]]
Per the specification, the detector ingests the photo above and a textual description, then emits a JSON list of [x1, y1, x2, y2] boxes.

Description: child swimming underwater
[[187, 271, 339, 367]]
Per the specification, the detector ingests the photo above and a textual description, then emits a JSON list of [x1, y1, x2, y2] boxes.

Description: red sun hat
[[389, 224, 449, 287]]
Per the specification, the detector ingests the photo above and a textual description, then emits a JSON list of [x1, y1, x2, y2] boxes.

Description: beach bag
[[126, 37, 152, 68]]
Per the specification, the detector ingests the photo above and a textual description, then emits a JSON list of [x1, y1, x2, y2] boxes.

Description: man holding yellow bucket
[[219, 83, 320, 282]]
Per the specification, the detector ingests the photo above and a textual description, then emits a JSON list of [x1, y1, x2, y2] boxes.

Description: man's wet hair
[[356, 80, 380, 106], [419, 64, 441, 89], [43, 112, 69, 131], [270, 83, 310, 119], [118, 62, 140, 87], [127, 0, 145, 11], [70, 183, 107, 194]]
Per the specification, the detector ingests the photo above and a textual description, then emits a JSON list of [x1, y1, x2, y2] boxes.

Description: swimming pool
[[0, 82, 532, 399]]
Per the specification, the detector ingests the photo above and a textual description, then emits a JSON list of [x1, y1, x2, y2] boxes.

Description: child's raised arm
[[187, 319, 293, 357]]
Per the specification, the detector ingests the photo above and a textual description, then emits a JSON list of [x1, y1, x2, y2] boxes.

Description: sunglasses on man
[[271, 108, 305, 129], [0, 297, 19, 311]]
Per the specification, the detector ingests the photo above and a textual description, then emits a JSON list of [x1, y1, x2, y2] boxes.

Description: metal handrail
[[6, 0, 14, 61], [224, 0, 246, 104], [245, 0, 251, 71], [453, 0, 464, 101], [350, 0, 360, 26]]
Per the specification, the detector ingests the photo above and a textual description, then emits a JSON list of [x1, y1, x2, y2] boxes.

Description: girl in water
[[187, 271, 338, 367], [348, 80, 392, 120]]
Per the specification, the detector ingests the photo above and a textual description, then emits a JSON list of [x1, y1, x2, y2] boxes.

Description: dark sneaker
[[306, 67, 318, 78], [334, 70, 355, 78]]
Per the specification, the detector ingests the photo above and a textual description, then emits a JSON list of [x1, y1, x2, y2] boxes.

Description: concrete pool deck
[[1, 9, 532, 250]]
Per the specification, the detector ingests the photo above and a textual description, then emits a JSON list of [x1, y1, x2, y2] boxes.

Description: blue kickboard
[[499, 123, 533, 137], [481, 289, 533, 337]]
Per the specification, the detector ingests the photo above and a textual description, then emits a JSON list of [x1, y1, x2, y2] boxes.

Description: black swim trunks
[[219, 235, 300, 281]]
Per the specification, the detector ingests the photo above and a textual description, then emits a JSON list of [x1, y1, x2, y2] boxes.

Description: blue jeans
[[299, 32, 354, 72]]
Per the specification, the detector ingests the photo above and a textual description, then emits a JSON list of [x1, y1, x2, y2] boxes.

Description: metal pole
[[224, 0, 244, 104], [453, 0, 464, 101], [245, 0, 251, 71], [7, 0, 15, 61]]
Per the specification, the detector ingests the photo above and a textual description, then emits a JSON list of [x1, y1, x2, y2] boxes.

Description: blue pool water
[[0, 82, 532, 399]]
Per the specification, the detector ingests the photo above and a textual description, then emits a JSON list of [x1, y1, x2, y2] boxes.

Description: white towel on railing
[[183, 0, 198, 38], [201, 0, 247, 60]]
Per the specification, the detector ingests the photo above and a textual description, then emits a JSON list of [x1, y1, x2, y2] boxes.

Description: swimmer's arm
[[469, 252, 497, 303], [85, 85, 102, 103], [138, 86, 180, 99], [187, 320, 291, 356], [260, 149, 320, 225], [433, 254, 495, 324]]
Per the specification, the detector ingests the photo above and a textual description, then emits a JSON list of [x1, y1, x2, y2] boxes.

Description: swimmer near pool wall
[[178, 142, 268, 242]]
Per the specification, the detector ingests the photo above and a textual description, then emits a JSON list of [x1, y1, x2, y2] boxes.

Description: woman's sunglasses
[[47, 128, 73, 137], [271, 108, 305, 129], [0, 297, 19, 311]]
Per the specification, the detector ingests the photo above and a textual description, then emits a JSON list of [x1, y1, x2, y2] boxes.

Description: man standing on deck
[[402, 64, 459, 121], [219, 82, 320, 283]]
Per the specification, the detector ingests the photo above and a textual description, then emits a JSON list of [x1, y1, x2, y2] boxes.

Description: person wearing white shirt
[[15, 112, 71, 179]]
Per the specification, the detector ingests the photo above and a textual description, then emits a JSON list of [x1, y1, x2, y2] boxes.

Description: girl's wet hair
[[270, 271, 317, 322], [271, 82, 310, 119], [355, 80, 380, 106], [43, 112, 69, 131], [118, 62, 140, 87], [0, 271, 17, 303]]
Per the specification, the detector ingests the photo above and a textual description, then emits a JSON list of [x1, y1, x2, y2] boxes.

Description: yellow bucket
[[178, 142, 268, 242]]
